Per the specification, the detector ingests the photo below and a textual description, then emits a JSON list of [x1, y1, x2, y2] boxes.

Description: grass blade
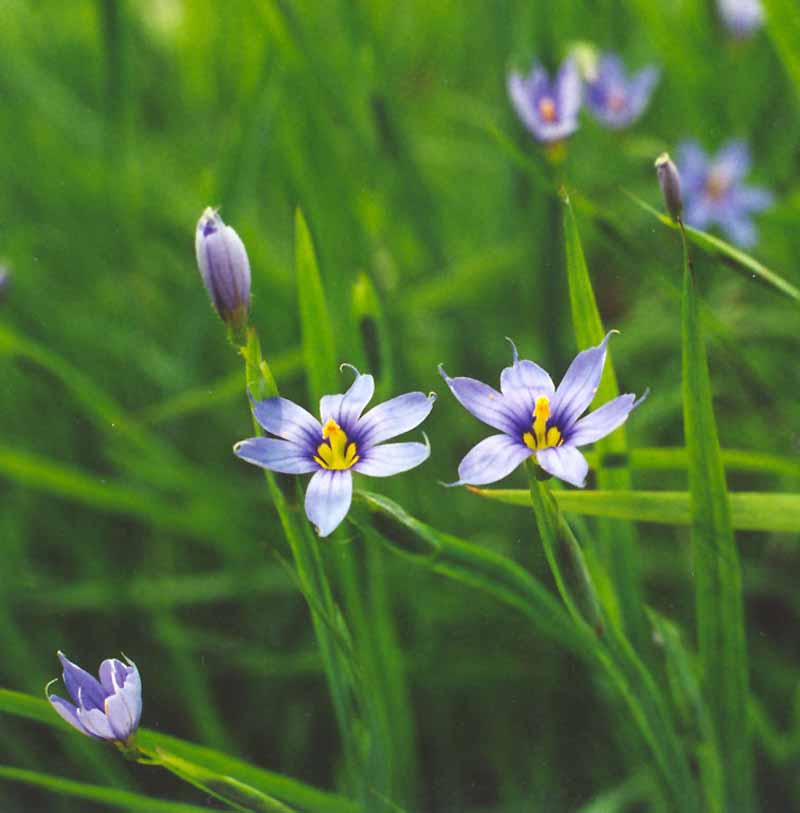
[[680, 229, 752, 809]]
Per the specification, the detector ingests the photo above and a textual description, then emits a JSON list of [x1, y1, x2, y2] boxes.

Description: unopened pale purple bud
[[195, 207, 251, 328], [655, 153, 682, 221], [717, 0, 764, 37], [0, 267, 8, 301]]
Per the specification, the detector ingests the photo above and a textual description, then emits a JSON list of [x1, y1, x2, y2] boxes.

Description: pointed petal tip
[[504, 337, 519, 363], [438, 479, 464, 488], [339, 362, 360, 378], [633, 387, 650, 408], [437, 363, 451, 381]]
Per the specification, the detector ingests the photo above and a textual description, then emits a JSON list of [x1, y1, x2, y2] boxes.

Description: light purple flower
[[0, 267, 8, 301], [508, 58, 582, 142], [439, 334, 646, 489], [235, 367, 435, 537], [677, 140, 773, 248], [195, 207, 251, 328], [48, 652, 142, 742], [717, 0, 764, 37], [585, 54, 659, 130]]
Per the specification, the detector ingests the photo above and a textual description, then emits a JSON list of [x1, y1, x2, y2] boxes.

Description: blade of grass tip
[[679, 225, 753, 810], [526, 466, 700, 812], [0, 691, 358, 813], [241, 329, 359, 789], [295, 208, 338, 402], [625, 190, 800, 305], [560, 188, 648, 654]]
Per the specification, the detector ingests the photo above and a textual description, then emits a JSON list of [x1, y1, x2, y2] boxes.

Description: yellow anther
[[522, 397, 563, 451], [315, 419, 359, 470], [538, 96, 557, 122]]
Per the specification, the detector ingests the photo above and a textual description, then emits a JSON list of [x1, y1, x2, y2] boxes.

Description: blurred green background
[[1, 0, 799, 810]]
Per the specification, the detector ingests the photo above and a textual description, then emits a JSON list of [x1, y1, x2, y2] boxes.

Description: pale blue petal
[[252, 397, 321, 449], [508, 69, 546, 136], [356, 392, 436, 447], [49, 694, 95, 737], [320, 369, 374, 431], [439, 366, 521, 434], [733, 185, 774, 213], [567, 392, 645, 447], [551, 332, 614, 430], [556, 58, 582, 119], [304, 469, 353, 537], [500, 341, 554, 418], [714, 140, 750, 183], [453, 434, 532, 487], [354, 441, 430, 477], [722, 216, 757, 248], [677, 141, 709, 192], [105, 691, 135, 740], [536, 446, 589, 488], [234, 437, 317, 474], [76, 706, 115, 740], [319, 394, 343, 425], [627, 66, 659, 119], [98, 659, 127, 695]]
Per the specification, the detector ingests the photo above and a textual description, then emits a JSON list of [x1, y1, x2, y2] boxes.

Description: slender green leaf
[[468, 487, 800, 534], [626, 192, 800, 304], [0, 690, 358, 813], [0, 765, 224, 813], [295, 207, 338, 402], [764, 0, 800, 100], [561, 188, 647, 651], [681, 229, 752, 809]]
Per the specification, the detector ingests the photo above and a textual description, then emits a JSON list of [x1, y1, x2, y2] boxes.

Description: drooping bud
[[195, 207, 251, 329], [655, 153, 683, 222]]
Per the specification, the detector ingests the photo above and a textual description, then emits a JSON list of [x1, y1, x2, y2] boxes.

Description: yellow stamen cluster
[[705, 169, 730, 201], [538, 96, 557, 122], [314, 418, 359, 470], [522, 396, 563, 451]]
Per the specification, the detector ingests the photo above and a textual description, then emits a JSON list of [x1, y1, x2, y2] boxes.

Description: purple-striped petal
[[500, 340, 554, 417], [252, 397, 321, 450], [49, 694, 95, 737], [551, 332, 614, 430], [567, 392, 646, 447], [356, 392, 436, 447], [536, 446, 589, 488], [439, 366, 521, 434], [304, 469, 353, 537], [452, 434, 532, 487], [354, 440, 430, 477], [320, 368, 374, 431], [233, 437, 317, 474], [58, 652, 106, 711]]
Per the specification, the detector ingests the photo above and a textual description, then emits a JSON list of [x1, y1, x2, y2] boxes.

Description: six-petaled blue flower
[[48, 652, 142, 742], [235, 367, 435, 537], [439, 333, 646, 489], [677, 140, 773, 248], [508, 58, 582, 143], [585, 53, 659, 130]]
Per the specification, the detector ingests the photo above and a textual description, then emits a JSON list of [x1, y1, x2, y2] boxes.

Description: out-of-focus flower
[[195, 207, 251, 328], [717, 0, 764, 37], [440, 334, 646, 489], [48, 652, 142, 742], [655, 152, 683, 222], [677, 140, 773, 247], [585, 54, 659, 129], [0, 267, 9, 301], [235, 367, 435, 537], [507, 58, 582, 142]]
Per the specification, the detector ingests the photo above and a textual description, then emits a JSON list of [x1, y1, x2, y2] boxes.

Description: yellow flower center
[[705, 168, 730, 201], [538, 96, 557, 122], [522, 396, 564, 451], [314, 419, 359, 470]]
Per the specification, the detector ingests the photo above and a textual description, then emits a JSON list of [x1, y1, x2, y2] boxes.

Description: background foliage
[[0, 0, 798, 810]]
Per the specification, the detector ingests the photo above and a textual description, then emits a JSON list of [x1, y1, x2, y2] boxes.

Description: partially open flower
[[507, 58, 582, 143], [48, 651, 142, 743], [195, 207, 251, 328], [440, 334, 646, 489]]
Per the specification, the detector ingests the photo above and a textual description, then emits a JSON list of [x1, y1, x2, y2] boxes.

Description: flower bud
[[0, 266, 9, 302], [195, 207, 251, 328], [655, 153, 683, 222]]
